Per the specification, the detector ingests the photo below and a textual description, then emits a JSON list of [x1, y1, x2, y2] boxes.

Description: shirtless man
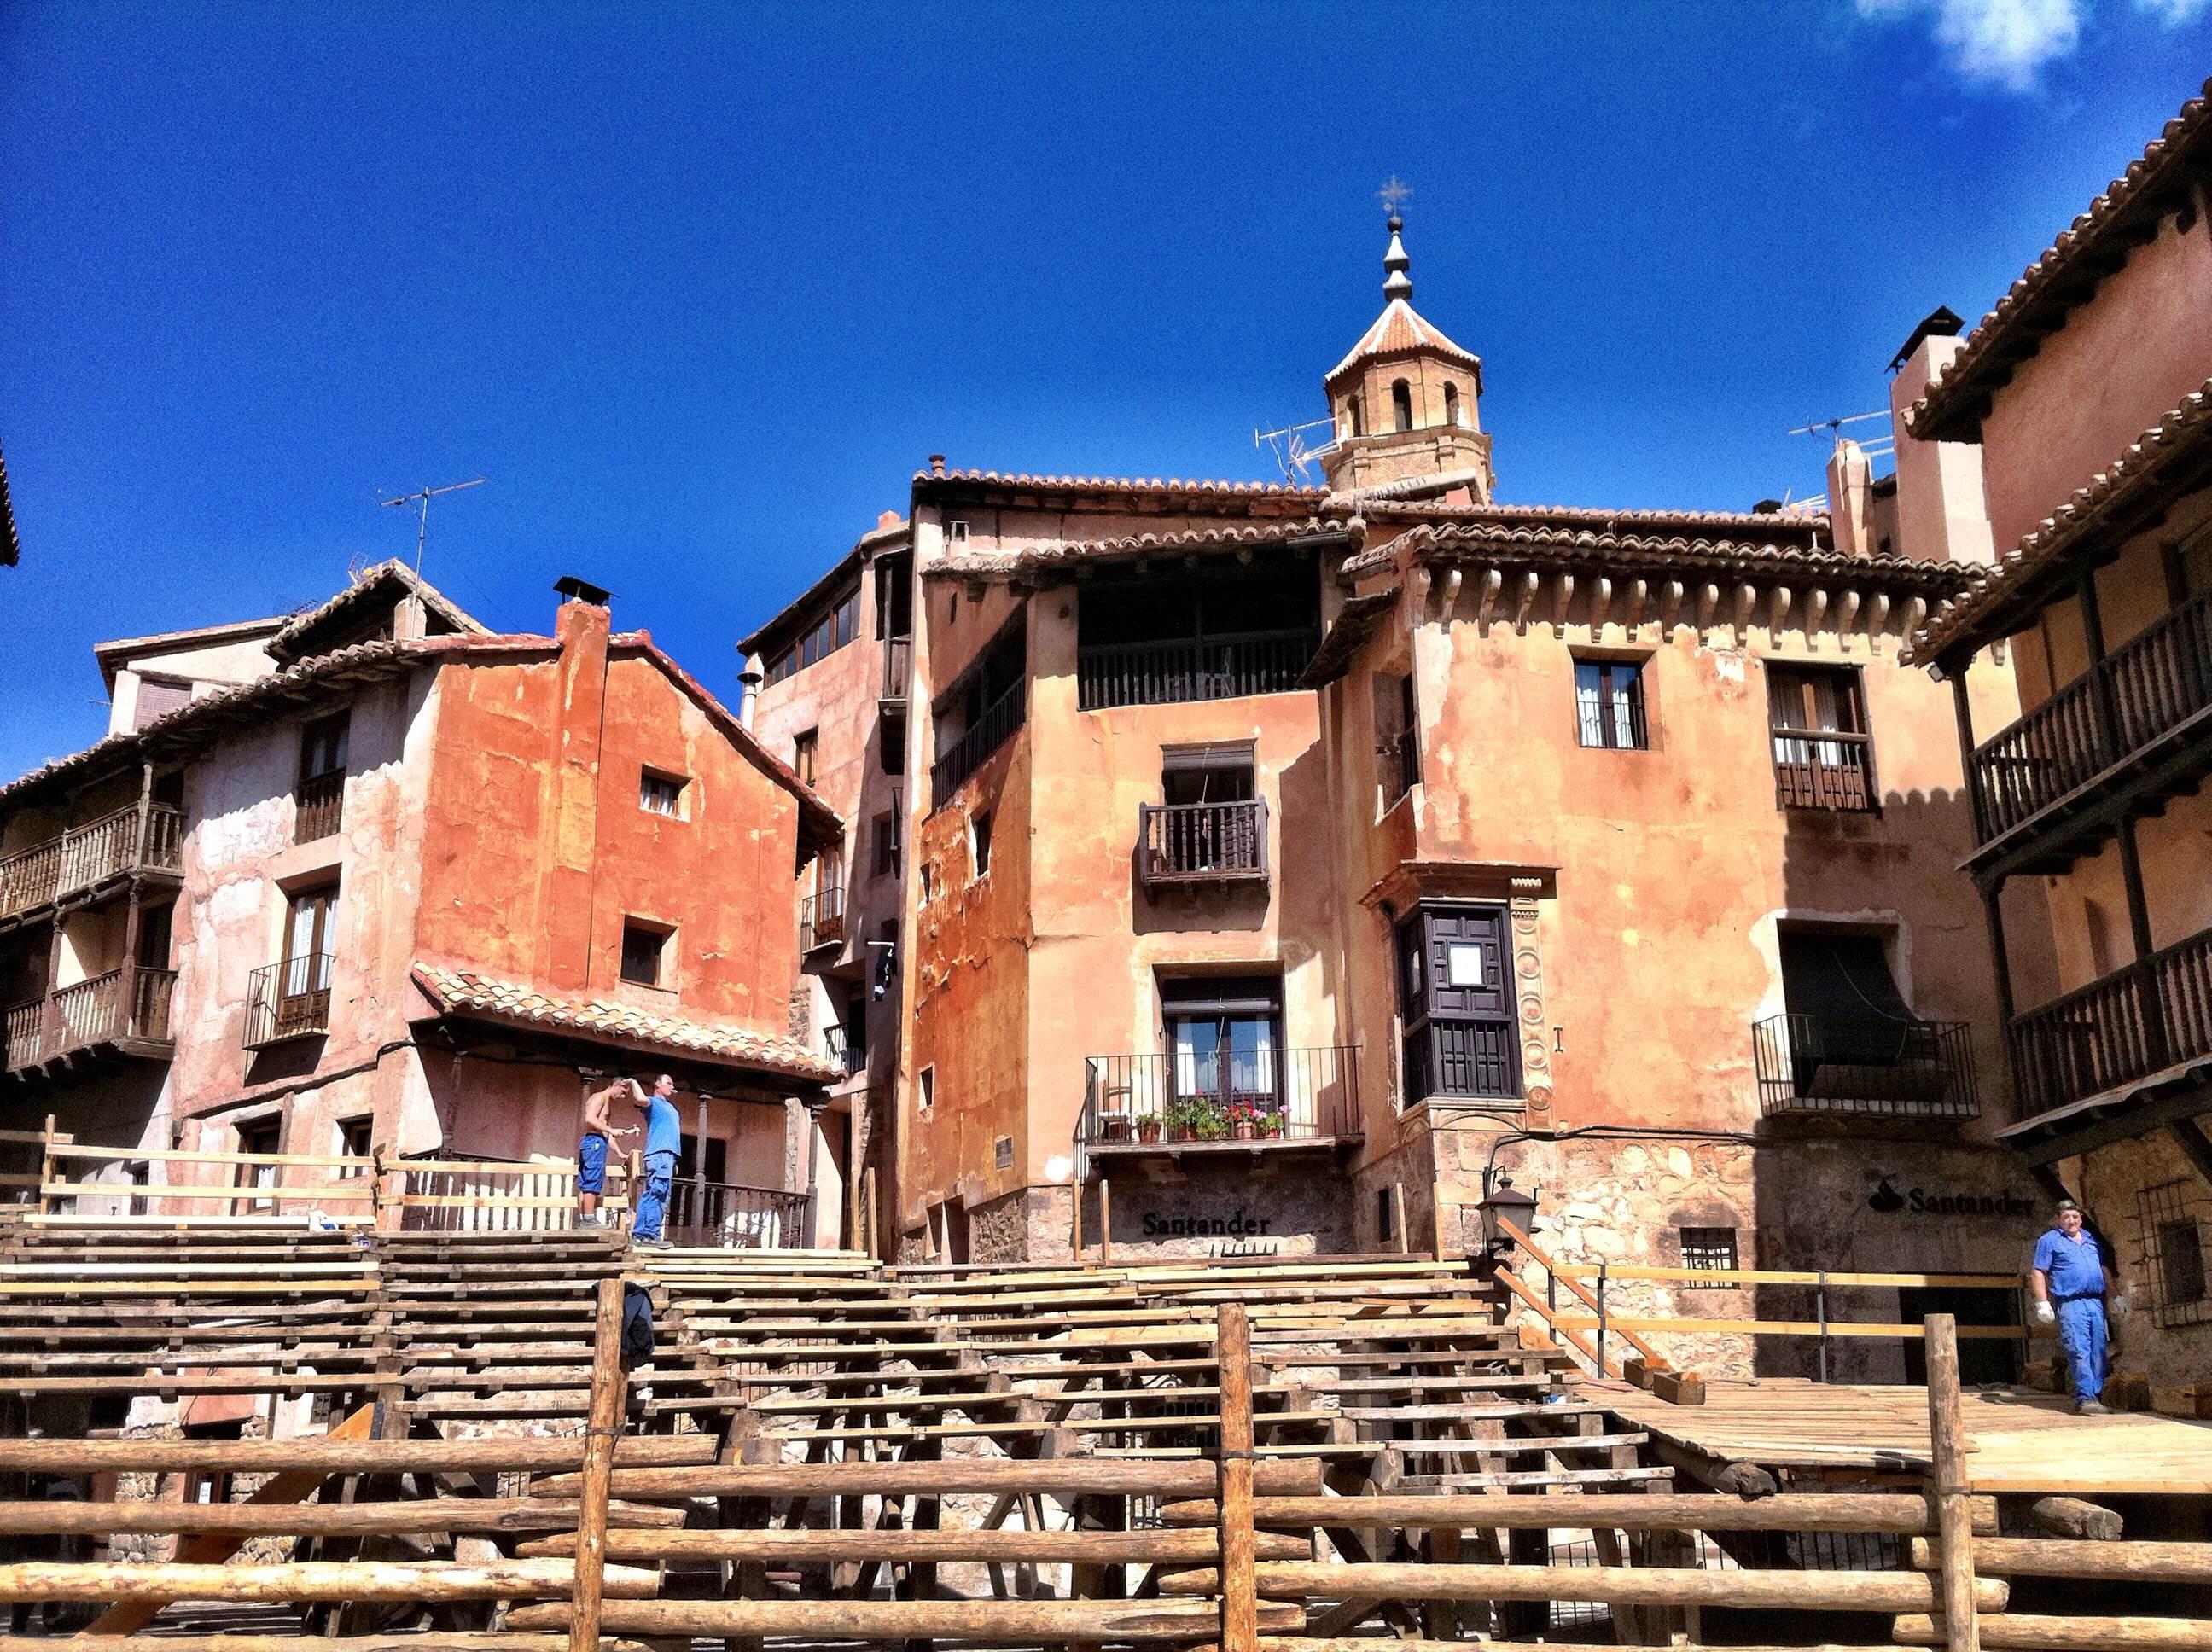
[[578, 1075, 639, 1227]]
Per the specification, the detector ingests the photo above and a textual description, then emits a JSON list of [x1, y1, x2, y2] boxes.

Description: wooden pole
[[1073, 1174, 1085, 1259], [1099, 1176, 1113, 1265], [570, 1275, 630, 1652], [1925, 1312, 1981, 1652], [0, 1560, 658, 1603], [1218, 1302, 1258, 1652]]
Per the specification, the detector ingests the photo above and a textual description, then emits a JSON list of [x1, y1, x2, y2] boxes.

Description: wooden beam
[[1926, 1313, 1982, 1652], [569, 1276, 628, 1652]]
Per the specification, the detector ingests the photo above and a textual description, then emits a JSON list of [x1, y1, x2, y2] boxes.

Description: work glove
[[2033, 1300, 2056, 1327]]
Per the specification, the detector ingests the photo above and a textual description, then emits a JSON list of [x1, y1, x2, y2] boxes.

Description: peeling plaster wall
[[2078, 1131, 2212, 1388]]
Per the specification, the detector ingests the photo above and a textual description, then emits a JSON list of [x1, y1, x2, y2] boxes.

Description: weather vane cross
[[1377, 174, 1412, 218]]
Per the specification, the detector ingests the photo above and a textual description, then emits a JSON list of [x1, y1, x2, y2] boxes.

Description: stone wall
[[2079, 1129, 2212, 1390]]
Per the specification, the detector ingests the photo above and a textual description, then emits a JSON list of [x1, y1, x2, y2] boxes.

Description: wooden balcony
[[0, 803, 183, 924], [800, 886, 847, 952], [1075, 1046, 1361, 1167], [1752, 1012, 1979, 1121], [1771, 732, 1876, 813], [1077, 628, 1318, 713], [244, 954, 335, 1048], [1, 965, 178, 1078], [295, 770, 345, 844], [1138, 798, 1267, 891], [2007, 923, 2212, 1125], [931, 682, 1025, 804], [1969, 587, 2212, 876]]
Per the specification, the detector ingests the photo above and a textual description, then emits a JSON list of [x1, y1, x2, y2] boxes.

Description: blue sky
[[2, 3, 2206, 780]]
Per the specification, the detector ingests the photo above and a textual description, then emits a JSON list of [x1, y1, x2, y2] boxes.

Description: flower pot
[[1136, 1119, 1161, 1144], [1231, 1120, 1257, 1141]]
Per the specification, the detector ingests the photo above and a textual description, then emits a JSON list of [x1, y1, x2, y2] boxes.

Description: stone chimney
[[537, 577, 614, 992], [1889, 335, 1995, 565], [1826, 439, 1875, 557]]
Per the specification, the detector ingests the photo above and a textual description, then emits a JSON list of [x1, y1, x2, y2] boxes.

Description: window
[[620, 920, 669, 987], [1161, 974, 1282, 1116], [792, 730, 818, 786], [918, 1066, 934, 1114], [1376, 674, 1420, 800], [765, 585, 862, 683], [1377, 1187, 1395, 1246], [1392, 379, 1413, 433], [1149, 744, 1261, 880], [873, 808, 901, 878], [295, 713, 349, 842], [947, 520, 971, 546], [1348, 394, 1365, 438], [336, 1116, 374, 1172], [2140, 1179, 2212, 1329], [1679, 1226, 1738, 1285], [1574, 659, 1649, 750], [640, 769, 685, 817], [1396, 904, 1519, 1103], [882, 711, 907, 775], [134, 675, 193, 730], [236, 1119, 282, 1213], [971, 811, 992, 879], [1768, 665, 1874, 812], [1443, 382, 1462, 427], [273, 884, 338, 1038]]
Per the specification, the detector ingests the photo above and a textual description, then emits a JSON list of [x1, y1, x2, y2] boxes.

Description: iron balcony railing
[[823, 1022, 864, 1078], [1076, 1045, 1360, 1153], [932, 682, 1026, 803], [1970, 587, 2212, 846], [295, 770, 346, 844], [2009, 922, 2212, 1121], [1752, 1012, 1979, 1120], [0, 803, 184, 921], [1771, 728, 1876, 812], [1137, 797, 1267, 887], [800, 884, 847, 951], [661, 1178, 813, 1248], [1077, 627, 1318, 712], [0, 965, 178, 1073], [245, 953, 335, 1048], [882, 636, 912, 701]]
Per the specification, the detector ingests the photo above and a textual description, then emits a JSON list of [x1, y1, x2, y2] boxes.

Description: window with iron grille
[[640, 768, 685, 817], [1575, 658, 1649, 750], [2139, 1179, 2212, 1329], [1679, 1226, 1738, 1286]]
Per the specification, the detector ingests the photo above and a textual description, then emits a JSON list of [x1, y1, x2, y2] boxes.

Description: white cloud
[[2136, 0, 2210, 23], [1855, 0, 2083, 90]]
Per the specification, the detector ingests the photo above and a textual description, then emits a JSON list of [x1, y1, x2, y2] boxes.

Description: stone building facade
[[0, 563, 843, 1240], [1903, 78, 2212, 1388]]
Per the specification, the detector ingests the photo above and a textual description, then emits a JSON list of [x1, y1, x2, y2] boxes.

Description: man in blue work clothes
[[2031, 1198, 2129, 1416], [628, 1073, 683, 1249]]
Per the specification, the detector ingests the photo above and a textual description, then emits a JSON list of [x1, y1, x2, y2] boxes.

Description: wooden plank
[[0, 1498, 680, 1536], [0, 1559, 659, 1603], [1906, 1535, 2212, 1583], [506, 1599, 1307, 1640], [521, 1529, 1313, 1564], [532, 1459, 1326, 1499], [1893, 1616, 2212, 1651], [0, 1434, 713, 1474], [1156, 1562, 2008, 1614], [1155, 1492, 1992, 1535]]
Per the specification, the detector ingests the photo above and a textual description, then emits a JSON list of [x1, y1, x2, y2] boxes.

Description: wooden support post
[[1391, 1182, 1407, 1254], [570, 1276, 629, 1652], [1925, 1312, 1980, 1652], [1074, 1176, 1086, 1259], [1217, 1303, 1258, 1652], [35, 1121, 54, 1219], [1099, 1177, 1113, 1266]]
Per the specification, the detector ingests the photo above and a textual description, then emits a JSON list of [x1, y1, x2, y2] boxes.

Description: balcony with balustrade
[[0, 803, 184, 930], [2004, 922, 2212, 1131], [244, 954, 335, 1048], [1, 964, 178, 1079], [1137, 797, 1268, 892], [1967, 587, 2212, 879], [1074, 1045, 1361, 1172]]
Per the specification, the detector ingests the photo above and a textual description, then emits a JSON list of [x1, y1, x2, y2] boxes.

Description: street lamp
[[1476, 1176, 1538, 1254]]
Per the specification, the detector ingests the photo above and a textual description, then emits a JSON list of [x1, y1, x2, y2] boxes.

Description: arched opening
[[1391, 379, 1413, 433], [1347, 395, 1365, 438], [1443, 382, 1462, 427]]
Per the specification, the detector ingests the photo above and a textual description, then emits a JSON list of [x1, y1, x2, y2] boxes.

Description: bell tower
[[1321, 214, 1493, 499]]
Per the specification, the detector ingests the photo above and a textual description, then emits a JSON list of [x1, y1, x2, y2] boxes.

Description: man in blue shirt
[[628, 1073, 683, 1248], [2031, 1199, 2129, 1415]]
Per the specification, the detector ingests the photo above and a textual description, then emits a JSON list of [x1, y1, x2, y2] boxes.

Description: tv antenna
[[378, 478, 486, 571], [1254, 416, 1336, 485]]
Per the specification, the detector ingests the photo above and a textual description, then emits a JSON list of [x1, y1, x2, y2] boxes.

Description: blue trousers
[[632, 1151, 677, 1242], [2054, 1295, 2108, 1400]]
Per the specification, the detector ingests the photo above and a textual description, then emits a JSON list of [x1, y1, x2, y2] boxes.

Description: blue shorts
[[577, 1133, 608, 1194]]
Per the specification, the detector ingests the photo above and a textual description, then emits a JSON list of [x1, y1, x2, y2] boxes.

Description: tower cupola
[[1321, 211, 1493, 499]]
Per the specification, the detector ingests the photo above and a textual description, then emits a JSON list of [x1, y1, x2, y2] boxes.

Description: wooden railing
[[0, 966, 179, 1073], [1077, 627, 1317, 712], [1077, 1046, 1359, 1155], [800, 884, 846, 951], [1138, 797, 1267, 887], [1752, 1012, 1978, 1120], [393, 1156, 632, 1232], [931, 682, 1024, 802], [1771, 728, 1875, 811], [294, 770, 345, 843], [2009, 921, 2212, 1120], [1971, 585, 2212, 843], [244, 953, 335, 1047], [823, 1023, 862, 1078], [0, 802, 184, 920]]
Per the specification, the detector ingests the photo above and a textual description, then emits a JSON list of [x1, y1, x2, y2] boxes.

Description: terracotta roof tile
[[1902, 378, 2212, 665], [1324, 298, 1481, 384], [914, 468, 1326, 500], [926, 516, 1359, 581], [412, 964, 840, 1085], [1907, 76, 2212, 441], [268, 560, 487, 662]]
